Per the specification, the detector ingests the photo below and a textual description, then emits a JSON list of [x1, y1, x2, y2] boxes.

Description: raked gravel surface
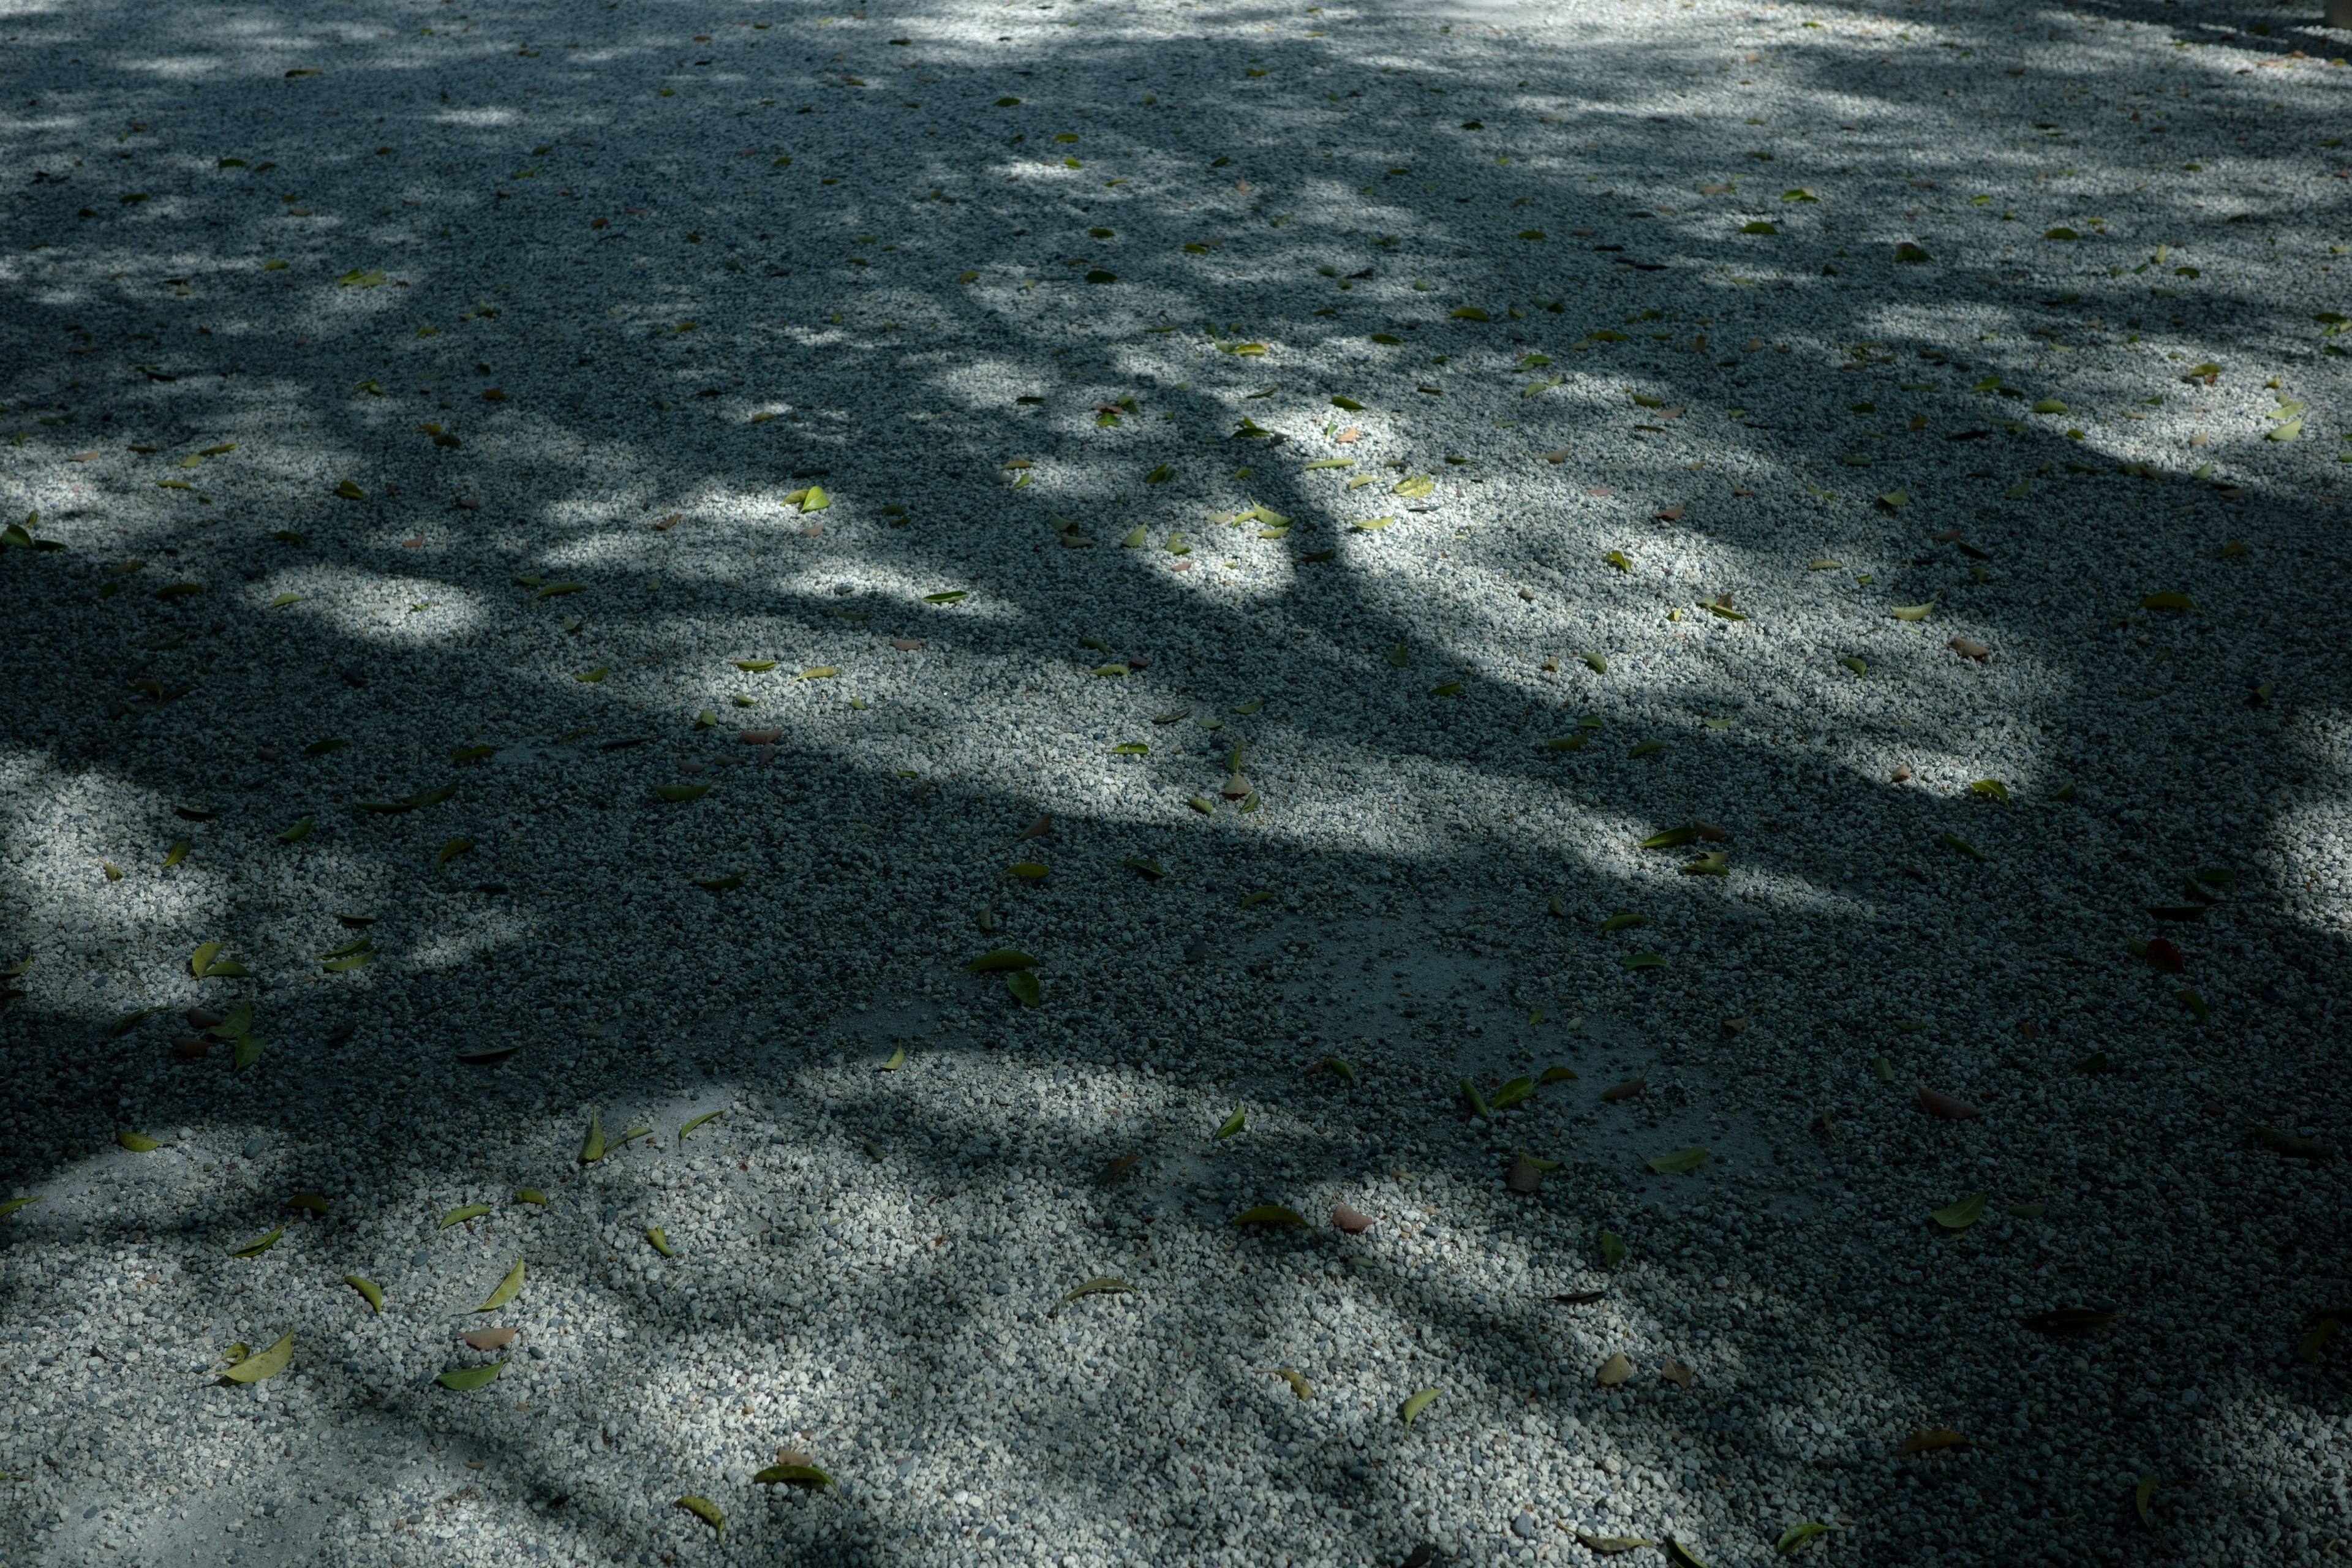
[[2, 0, 2350, 1565]]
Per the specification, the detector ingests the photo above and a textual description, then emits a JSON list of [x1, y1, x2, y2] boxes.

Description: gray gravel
[[3, 0, 2350, 1565]]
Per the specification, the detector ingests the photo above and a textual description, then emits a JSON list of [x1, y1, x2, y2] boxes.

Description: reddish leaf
[[2144, 938, 2186, 974], [740, 729, 783, 745], [461, 1327, 515, 1351], [1917, 1086, 1981, 1121], [1654, 505, 1685, 522], [1332, 1202, 1375, 1234]]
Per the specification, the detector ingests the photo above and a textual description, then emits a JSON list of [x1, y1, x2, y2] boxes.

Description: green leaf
[[1665, 1541, 1714, 1568], [1626, 740, 1667, 759], [221, 1332, 295, 1384], [1392, 475, 1434, 497], [1577, 1534, 1654, 1555], [1645, 1146, 1709, 1175], [439, 1204, 491, 1230], [1929, 1191, 1988, 1231], [534, 581, 585, 599], [653, 783, 712, 802], [1619, 953, 1668, 970], [477, 1258, 525, 1311], [434, 837, 474, 871], [1937, 832, 1986, 862], [514, 1188, 547, 1205], [2003, 1201, 2048, 1219], [1005, 970, 1042, 1007], [1231, 1205, 1310, 1229], [334, 480, 368, 500], [579, 1113, 607, 1164], [456, 1044, 524, 1065], [645, 1226, 678, 1258], [1600, 1231, 1627, 1268], [1489, 1076, 1536, 1111], [967, 949, 1039, 973], [1580, 653, 1608, 674], [1121, 856, 1165, 880], [436, 1360, 505, 1391], [1426, 680, 1463, 698], [1739, 220, 1779, 235], [230, 1226, 284, 1258], [2252, 1123, 2338, 1160], [1872, 1055, 1896, 1083], [1052, 1275, 1133, 1313], [1460, 1077, 1493, 1122], [1969, 779, 2010, 802], [118, 1130, 164, 1153], [1215, 1104, 1248, 1139], [2137, 591, 2197, 611], [2177, 988, 2209, 1023], [231, 1034, 265, 1071], [344, 1275, 383, 1314], [752, 1463, 839, 1494], [0, 1196, 40, 1222], [1890, 599, 1938, 621], [1544, 733, 1591, 753], [1399, 1387, 1441, 1425], [1187, 795, 1218, 815]]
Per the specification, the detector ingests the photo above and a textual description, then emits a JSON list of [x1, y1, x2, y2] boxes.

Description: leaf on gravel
[[343, 1275, 383, 1314], [1578, 1534, 1654, 1555], [879, 1042, 907, 1072], [652, 783, 712, 803], [284, 1193, 330, 1216], [1890, 600, 1938, 621], [1490, 1077, 1536, 1112], [456, 1044, 524, 1065], [1600, 1231, 1628, 1267], [2138, 591, 2196, 611], [1504, 1152, 1553, 1194], [645, 1227, 677, 1258], [1930, 1192, 1988, 1231], [514, 1188, 547, 1205], [1664, 1542, 1714, 1568], [1332, 1203, 1375, 1233], [1460, 1077, 1493, 1121], [1269, 1368, 1314, 1400], [1232, 1205, 1308, 1227], [228, 1227, 284, 1259], [1004, 968, 1042, 1007], [1646, 1146, 1709, 1175], [753, 1463, 839, 1494], [440, 1203, 491, 1230], [1400, 1387, 1441, 1425], [1917, 1086, 1981, 1121], [1121, 856, 1165, 879], [2003, 1201, 2048, 1220], [796, 665, 842, 679], [2022, 1306, 2116, 1334], [579, 1112, 607, 1164], [1601, 1075, 1646, 1103], [221, 1332, 295, 1384], [2251, 1123, 2338, 1160], [967, 949, 1040, 973], [1215, 1104, 1248, 1139], [1937, 832, 1986, 862], [1596, 1352, 1634, 1386], [1900, 1428, 1970, 1455], [118, 1130, 165, 1153], [477, 1259, 525, 1311], [1539, 1066, 1579, 1084], [1053, 1276, 1133, 1313]]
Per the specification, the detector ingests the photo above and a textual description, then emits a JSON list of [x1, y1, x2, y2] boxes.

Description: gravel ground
[[3, 0, 2350, 1564]]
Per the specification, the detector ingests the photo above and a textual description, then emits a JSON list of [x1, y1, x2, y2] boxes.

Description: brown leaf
[[775, 1448, 812, 1468], [1017, 813, 1053, 841], [1101, 1153, 1142, 1182], [889, 638, 925, 651], [1720, 1015, 1750, 1036], [1600, 1075, 1646, 1103], [1551, 1289, 1605, 1305], [654, 513, 683, 532], [1332, 1202, 1376, 1234], [1917, 1085, 1981, 1121], [739, 729, 783, 746], [1335, 428, 1360, 443], [1949, 638, 1991, 661], [1596, 1352, 1633, 1386], [401, 537, 425, 549], [1663, 1360, 1695, 1389], [1900, 1428, 1969, 1455], [1654, 505, 1685, 522], [187, 1008, 226, 1029], [461, 1327, 516, 1351], [1890, 764, 1913, 783], [172, 1035, 212, 1059]]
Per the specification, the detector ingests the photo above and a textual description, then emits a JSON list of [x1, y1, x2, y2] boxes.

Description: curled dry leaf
[[1950, 638, 1991, 661], [1332, 1202, 1375, 1234], [1596, 1352, 1634, 1387], [461, 1327, 516, 1351], [890, 636, 925, 651], [1917, 1086, 1982, 1121]]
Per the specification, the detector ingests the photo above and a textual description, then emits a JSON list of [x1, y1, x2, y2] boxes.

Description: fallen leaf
[[1917, 1086, 1981, 1121], [1400, 1387, 1441, 1425], [644, 1227, 677, 1257], [1052, 1276, 1133, 1313], [675, 1496, 724, 1536], [1901, 1429, 1969, 1455], [440, 1203, 491, 1229], [1596, 1352, 1633, 1386], [1602, 1075, 1646, 1102], [1231, 1204, 1308, 1227], [118, 1130, 165, 1153], [1578, 1534, 1655, 1555], [344, 1275, 383, 1314], [1332, 1203, 1375, 1233], [2252, 1123, 2338, 1160], [1600, 1231, 1627, 1267], [229, 1227, 284, 1259], [966, 949, 1039, 973], [1664, 1360, 1695, 1389], [1646, 1146, 1709, 1175], [477, 1259, 525, 1311], [1215, 1105, 1248, 1139], [578, 1112, 607, 1164], [1950, 638, 1990, 660], [1270, 1368, 1313, 1400], [753, 1463, 839, 1494], [220, 1332, 295, 1384], [1929, 1192, 1988, 1231]]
